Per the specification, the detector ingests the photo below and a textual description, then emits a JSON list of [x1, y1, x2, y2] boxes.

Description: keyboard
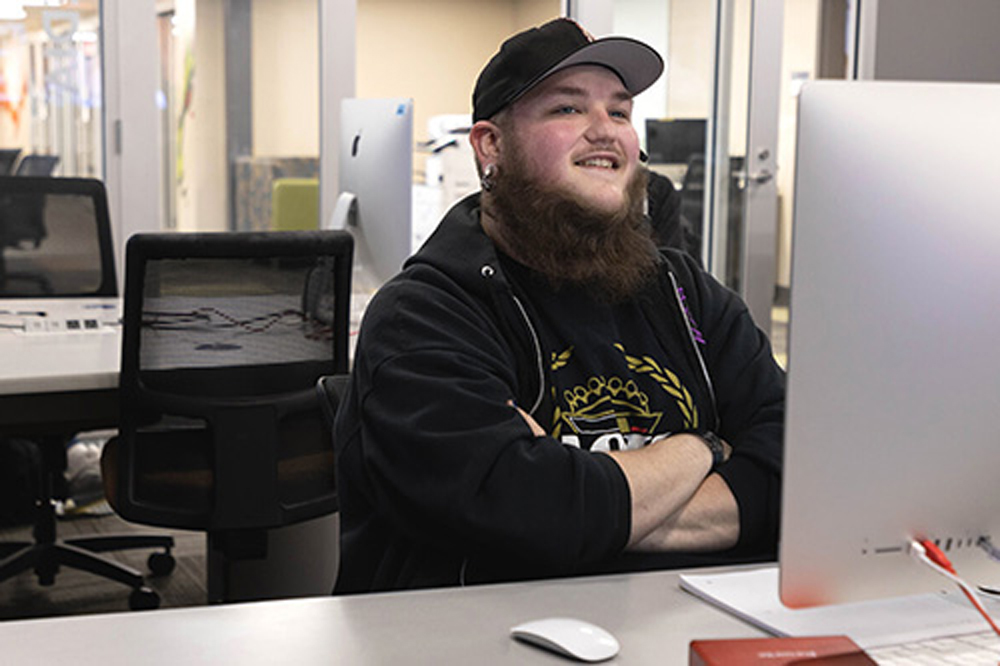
[[866, 630, 1000, 665]]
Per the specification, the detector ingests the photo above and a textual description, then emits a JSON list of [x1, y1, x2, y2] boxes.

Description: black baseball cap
[[472, 18, 664, 123]]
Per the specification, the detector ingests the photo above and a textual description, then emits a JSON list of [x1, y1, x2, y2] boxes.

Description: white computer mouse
[[510, 617, 620, 662]]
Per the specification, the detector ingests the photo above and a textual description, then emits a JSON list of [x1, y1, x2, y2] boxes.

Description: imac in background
[[780, 80, 1000, 609], [333, 97, 414, 288]]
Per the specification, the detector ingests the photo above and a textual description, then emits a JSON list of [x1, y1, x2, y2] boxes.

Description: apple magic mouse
[[511, 617, 620, 662]]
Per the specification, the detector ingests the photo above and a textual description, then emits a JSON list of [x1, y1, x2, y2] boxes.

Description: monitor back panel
[[780, 80, 1000, 607]]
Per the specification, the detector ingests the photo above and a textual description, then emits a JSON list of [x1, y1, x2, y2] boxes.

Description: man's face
[[481, 65, 657, 303], [500, 65, 642, 217]]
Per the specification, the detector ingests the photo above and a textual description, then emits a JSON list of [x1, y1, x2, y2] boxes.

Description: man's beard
[[485, 145, 659, 303]]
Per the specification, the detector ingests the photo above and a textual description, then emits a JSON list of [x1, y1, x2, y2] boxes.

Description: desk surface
[[0, 297, 120, 394], [0, 297, 120, 435], [0, 566, 766, 665]]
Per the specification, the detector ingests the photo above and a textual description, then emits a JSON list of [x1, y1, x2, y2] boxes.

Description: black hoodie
[[333, 193, 784, 593]]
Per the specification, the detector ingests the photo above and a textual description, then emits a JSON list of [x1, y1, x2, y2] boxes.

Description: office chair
[[13, 154, 60, 177], [0, 177, 175, 611], [0, 176, 117, 296], [678, 154, 746, 286], [0, 148, 21, 176], [316, 374, 351, 431], [102, 230, 353, 603]]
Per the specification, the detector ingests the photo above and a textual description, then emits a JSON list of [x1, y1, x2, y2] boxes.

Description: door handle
[[734, 168, 773, 189]]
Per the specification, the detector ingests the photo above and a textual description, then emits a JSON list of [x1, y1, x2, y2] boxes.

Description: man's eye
[[555, 106, 579, 115], [610, 109, 630, 120]]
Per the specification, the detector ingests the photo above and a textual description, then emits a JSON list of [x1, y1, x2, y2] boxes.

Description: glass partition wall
[[607, 0, 851, 364], [142, 0, 854, 363], [155, 0, 321, 234]]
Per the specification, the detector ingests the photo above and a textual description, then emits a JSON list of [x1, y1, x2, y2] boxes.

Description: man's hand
[[509, 400, 547, 437]]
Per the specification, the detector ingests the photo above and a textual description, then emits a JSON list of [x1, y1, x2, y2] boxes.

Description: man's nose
[[584, 109, 618, 143]]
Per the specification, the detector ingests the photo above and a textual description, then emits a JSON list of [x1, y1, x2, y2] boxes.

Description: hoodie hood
[[404, 192, 502, 299]]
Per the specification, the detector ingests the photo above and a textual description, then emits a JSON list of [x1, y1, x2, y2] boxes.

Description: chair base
[[0, 463, 176, 611]]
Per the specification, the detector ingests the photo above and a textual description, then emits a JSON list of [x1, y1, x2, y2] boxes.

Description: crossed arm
[[514, 404, 740, 553]]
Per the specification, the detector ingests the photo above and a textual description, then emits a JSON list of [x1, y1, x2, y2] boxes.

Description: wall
[[665, 0, 713, 119], [664, 0, 749, 153], [872, 0, 1000, 82], [356, 0, 560, 179], [252, 0, 319, 157], [174, 0, 228, 232], [613, 0, 669, 147]]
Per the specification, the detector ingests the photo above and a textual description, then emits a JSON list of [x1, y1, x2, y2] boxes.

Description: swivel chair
[[13, 154, 59, 177], [102, 230, 353, 603], [0, 148, 21, 175], [0, 176, 119, 296], [0, 177, 174, 611]]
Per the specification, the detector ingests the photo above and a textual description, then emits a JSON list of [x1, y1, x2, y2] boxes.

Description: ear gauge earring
[[481, 164, 497, 192]]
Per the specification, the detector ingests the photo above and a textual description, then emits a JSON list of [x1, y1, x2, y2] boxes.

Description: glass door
[[0, 0, 103, 178], [156, 0, 321, 234], [601, 0, 784, 334], [708, 0, 783, 334]]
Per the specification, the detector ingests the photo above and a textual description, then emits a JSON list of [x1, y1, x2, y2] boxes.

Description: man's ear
[[469, 120, 502, 167]]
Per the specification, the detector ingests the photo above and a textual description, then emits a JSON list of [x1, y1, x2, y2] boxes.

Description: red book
[[690, 636, 877, 665]]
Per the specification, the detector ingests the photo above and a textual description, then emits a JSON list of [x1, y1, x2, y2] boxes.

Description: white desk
[[0, 297, 120, 435], [0, 566, 767, 664]]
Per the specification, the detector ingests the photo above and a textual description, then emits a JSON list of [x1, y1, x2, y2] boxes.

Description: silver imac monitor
[[780, 80, 1000, 608], [335, 97, 413, 285]]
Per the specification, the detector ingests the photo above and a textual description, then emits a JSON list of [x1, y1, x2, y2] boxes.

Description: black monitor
[[645, 118, 706, 165]]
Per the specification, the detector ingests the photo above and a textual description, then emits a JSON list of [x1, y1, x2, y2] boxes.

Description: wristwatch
[[696, 431, 727, 469]]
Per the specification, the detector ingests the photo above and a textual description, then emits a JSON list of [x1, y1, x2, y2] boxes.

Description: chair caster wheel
[[129, 586, 161, 611], [148, 551, 176, 576], [36, 563, 58, 586]]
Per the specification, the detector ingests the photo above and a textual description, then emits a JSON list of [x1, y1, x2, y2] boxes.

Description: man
[[333, 18, 784, 593]]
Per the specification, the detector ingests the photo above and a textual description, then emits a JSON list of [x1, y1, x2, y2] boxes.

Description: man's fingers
[[508, 400, 546, 437]]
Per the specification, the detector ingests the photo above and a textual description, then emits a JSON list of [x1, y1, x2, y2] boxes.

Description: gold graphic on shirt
[[551, 347, 573, 371], [614, 343, 698, 429], [550, 370, 662, 441]]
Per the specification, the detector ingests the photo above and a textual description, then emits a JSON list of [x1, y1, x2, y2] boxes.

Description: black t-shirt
[[500, 256, 710, 453]]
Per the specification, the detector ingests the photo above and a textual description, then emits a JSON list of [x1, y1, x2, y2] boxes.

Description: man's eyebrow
[[546, 85, 633, 103]]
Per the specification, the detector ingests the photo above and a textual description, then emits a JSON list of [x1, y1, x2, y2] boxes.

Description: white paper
[[679, 566, 993, 649]]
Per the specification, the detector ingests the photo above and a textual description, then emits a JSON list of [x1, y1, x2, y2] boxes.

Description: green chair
[[271, 178, 319, 231]]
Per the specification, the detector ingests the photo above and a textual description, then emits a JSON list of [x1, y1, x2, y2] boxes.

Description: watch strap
[[696, 431, 726, 469]]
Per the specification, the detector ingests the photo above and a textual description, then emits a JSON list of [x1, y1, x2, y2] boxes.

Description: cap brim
[[549, 37, 664, 97]]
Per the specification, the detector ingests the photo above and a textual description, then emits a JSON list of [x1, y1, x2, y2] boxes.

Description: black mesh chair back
[[0, 176, 116, 297], [0, 177, 174, 610], [109, 230, 352, 535]]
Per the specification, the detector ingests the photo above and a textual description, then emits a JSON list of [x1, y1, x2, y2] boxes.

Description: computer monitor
[[333, 97, 413, 285], [644, 118, 706, 165], [779, 80, 1000, 608]]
